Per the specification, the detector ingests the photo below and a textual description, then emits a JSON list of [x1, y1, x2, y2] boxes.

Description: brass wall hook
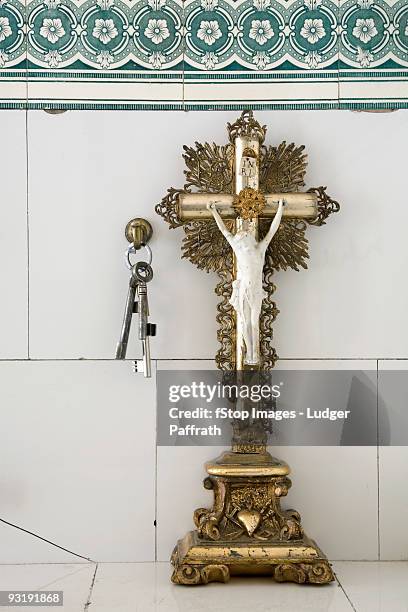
[[125, 218, 153, 250]]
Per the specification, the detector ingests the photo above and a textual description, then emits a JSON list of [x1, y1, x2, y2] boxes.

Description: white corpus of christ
[[208, 199, 284, 366]]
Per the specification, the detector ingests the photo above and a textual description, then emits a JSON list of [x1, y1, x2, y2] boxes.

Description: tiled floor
[[1, 562, 407, 612]]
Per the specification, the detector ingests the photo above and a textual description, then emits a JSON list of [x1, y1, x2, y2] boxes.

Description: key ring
[[133, 261, 153, 283], [126, 243, 152, 270]]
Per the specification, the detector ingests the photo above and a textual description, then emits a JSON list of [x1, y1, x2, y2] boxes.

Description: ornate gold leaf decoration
[[227, 109, 266, 144], [307, 186, 340, 226], [193, 476, 303, 543], [182, 220, 234, 273], [260, 142, 307, 193], [155, 112, 340, 371], [156, 187, 186, 229], [260, 219, 309, 272], [214, 252, 235, 370], [260, 266, 279, 369], [183, 142, 234, 193], [232, 187, 266, 220]]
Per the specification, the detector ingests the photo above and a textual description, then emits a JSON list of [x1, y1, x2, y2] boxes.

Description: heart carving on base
[[237, 509, 261, 536]]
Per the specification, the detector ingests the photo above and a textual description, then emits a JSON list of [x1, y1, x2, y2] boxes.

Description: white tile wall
[[0, 111, 28, 358], [378, 360, 408, 560], [27, 110, 408, 360], [27, 111, 219, 360], [274, 361, 378, 561], [270, 111, 408, 359], [0, 109, 407, 563], [0, 361, 156, 562]]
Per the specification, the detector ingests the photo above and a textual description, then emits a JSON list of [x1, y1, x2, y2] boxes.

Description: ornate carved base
[[171, 531, 333, 585], [171, 451, 334, 586]]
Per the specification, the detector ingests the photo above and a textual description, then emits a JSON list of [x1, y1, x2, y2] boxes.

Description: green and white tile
[[0, 0, 26, 106], [339, 0, 408, 109], [0, 0, 407, 110], [183, 0, 340, 109], [26, 0, 184, 108]]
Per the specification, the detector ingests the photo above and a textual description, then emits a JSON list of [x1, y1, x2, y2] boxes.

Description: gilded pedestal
[[171, 451, 333, 586]]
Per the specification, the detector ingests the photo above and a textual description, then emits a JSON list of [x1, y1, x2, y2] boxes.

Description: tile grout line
[[337, 0, 340, 108], [25, 106, 30, 359], [154, 359, 158, 562], [333, 570, 358, 612], [182, 0, 185, 110], [38, 564, 93, 592], [84, 562, 98, 611], [376, 359, 381, 560], [0, 357, 406, 363]]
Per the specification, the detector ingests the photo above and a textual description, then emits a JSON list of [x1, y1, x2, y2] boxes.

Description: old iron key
[[132, 262, 156, 378], [115, 264, 140, 360]]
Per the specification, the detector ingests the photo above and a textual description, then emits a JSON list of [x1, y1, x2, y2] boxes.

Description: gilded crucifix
[[156, 110, 338, 371], [156, 111, 340, 586]]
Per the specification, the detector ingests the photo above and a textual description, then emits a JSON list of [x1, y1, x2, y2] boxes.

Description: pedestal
[[171, 451, 334, 585]]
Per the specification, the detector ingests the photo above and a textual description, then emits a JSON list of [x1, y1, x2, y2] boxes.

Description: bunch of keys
[[115, 244, 156, 377]]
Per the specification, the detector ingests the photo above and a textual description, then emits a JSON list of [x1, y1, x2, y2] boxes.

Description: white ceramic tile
[[156, 445, 226, 563], [27, 111, 219, 359], [0, 523, 85, 565], [0, 563, 95, 612], [378, 360, 408, 560], [0, 111, 27, 358], [157, 359, 378, 562], [255, 111, 407, 360], [0, 361, 155, 562], [334, 561, 408, 612], [156, 359, 223, 561], [276, 446, 378, 561], [378, 447, 408, 561], [28, 110, 408, 360], [90, 562, 353, 612], [274, 360, 378, 561], [184, 80, 339, 107]]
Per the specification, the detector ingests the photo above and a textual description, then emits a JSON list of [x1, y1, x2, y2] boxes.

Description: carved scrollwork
[[194, 478, 226, 541], [260, 259, 279, 370], [171, 563, 230, 585], [274, 562, 334, 584], [155, 187, 186, 229], [227, 109, 266, 144], [194, 476, 303, 543], [215, 254, 235, 370], [307, 186, 340, 226], [279, 509, 303, 541]]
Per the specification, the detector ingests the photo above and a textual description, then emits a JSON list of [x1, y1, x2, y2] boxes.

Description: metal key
[[115, 265, 139, 360], [132, 262, 155, 378]]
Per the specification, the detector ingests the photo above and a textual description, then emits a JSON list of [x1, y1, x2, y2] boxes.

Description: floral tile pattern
[[338, 0, 408, 109], [0, 0, 406, 108]]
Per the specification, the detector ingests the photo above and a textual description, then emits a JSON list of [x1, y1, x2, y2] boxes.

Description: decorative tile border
[[0, 0, 407, 108]]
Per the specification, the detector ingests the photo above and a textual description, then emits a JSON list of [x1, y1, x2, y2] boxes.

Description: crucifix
[[157, 110, 338, 372], [156, 111, 339, 585]]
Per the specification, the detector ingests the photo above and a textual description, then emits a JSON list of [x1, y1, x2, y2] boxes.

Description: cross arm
[[178, 192, 318, 221]]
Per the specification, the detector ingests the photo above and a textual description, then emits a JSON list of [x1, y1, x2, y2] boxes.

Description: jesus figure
[[207, 199, 284, 366]]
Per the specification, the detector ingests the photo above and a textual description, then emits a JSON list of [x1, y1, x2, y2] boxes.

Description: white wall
[[0, 109, 407, 563]]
